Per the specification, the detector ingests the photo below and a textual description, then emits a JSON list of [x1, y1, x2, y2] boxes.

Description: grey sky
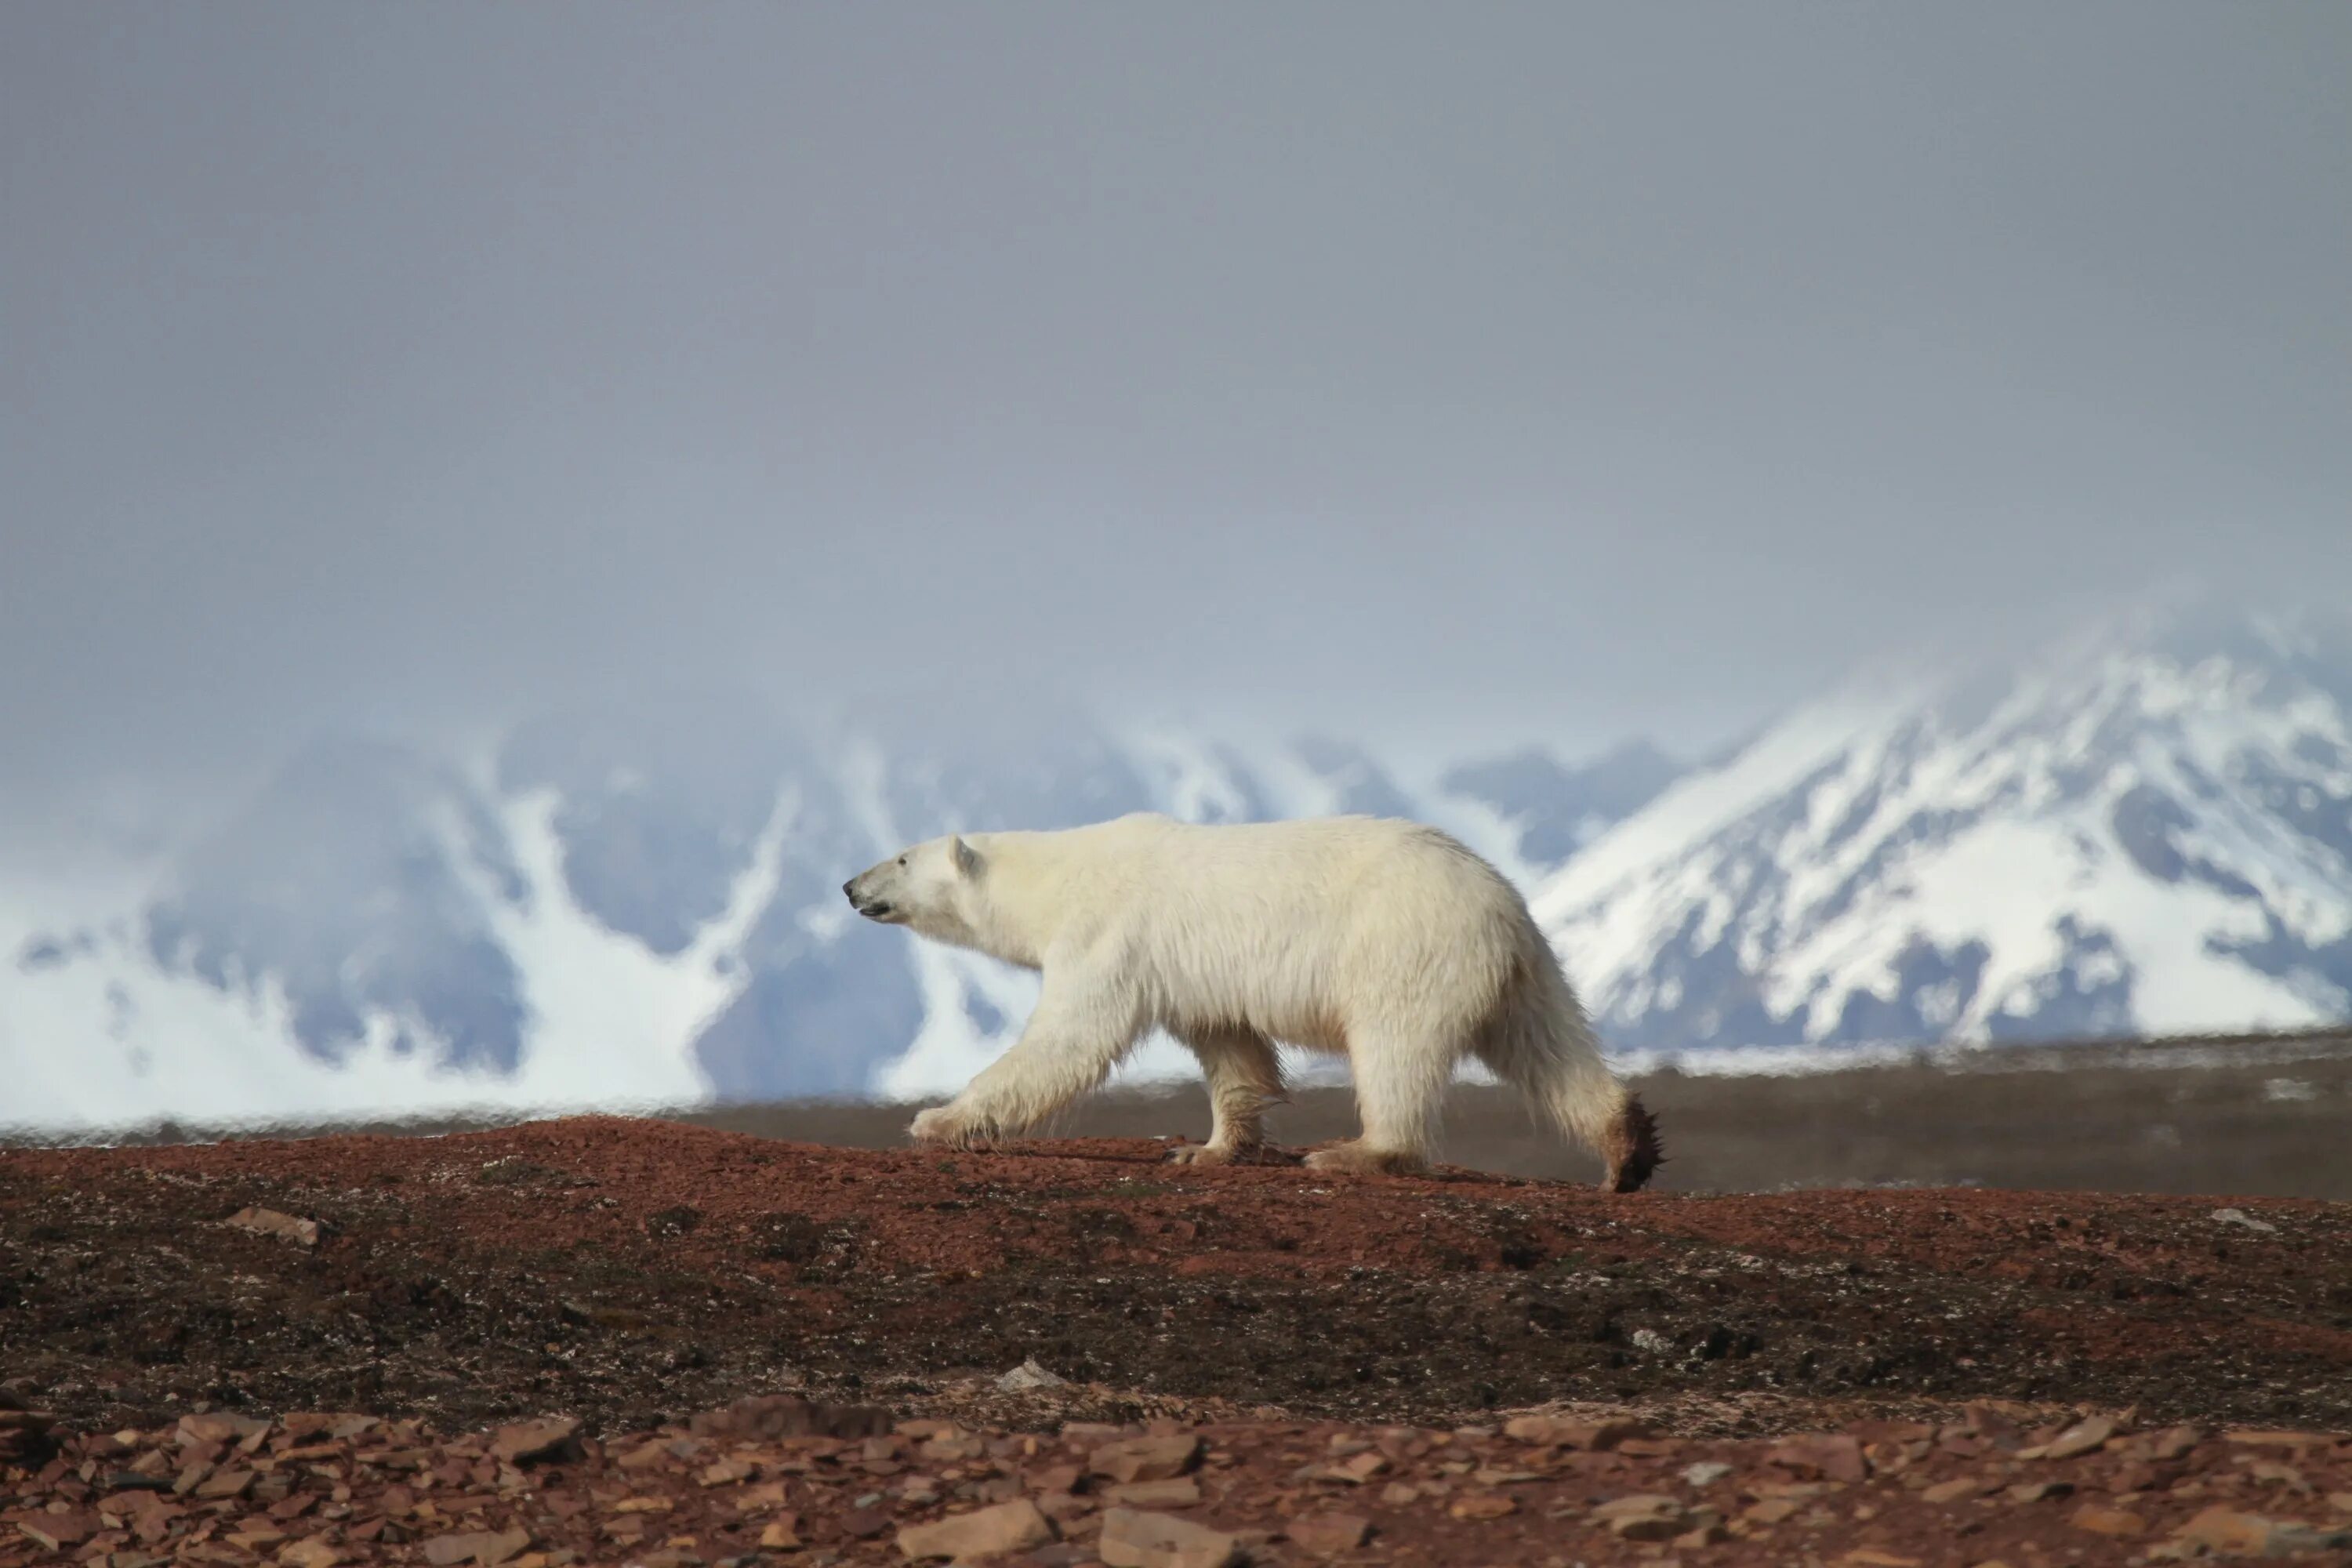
[[5, 2, 2347, 809]]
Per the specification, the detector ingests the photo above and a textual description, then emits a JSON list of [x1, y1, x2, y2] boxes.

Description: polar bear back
[[974, 813, 1534, 1051]]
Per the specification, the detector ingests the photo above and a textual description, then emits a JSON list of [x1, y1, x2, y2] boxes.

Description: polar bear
[[842, 811, 1660, 1190]]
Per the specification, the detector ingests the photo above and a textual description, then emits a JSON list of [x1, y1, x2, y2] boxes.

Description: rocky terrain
[[4, 1114, 2350, 1564]]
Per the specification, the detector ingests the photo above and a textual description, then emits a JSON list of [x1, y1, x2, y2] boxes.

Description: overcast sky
[[4, 2, 2347, 814]]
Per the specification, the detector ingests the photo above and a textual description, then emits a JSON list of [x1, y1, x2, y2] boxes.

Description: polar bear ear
[[951, 835, 983, 880]]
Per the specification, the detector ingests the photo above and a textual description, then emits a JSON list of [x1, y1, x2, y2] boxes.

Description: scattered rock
[[2246, 1457, 2314, 1494], [1446, 1494, 1518, 1520], [2223, 1428, 2333, 1449], [898, 1498, 1055, 1561], [422, 1530, 532, 1566], [225, 1207, 323, 1247], [1000, 1358, 1069, 1391], [1091, 1434, 1205, 1484], [2038, 1414, 2118, 1461], [688, 1392, 893, 1441], [1302, 1449, 1390, 1485], [2211, 1207, 2278, 1233], [1591, 1494, 1692, 1540], [1768, 1432, 1869, 1483], [195, 1467, 256, 1500], [2172, 1507, 2352, 1557], [1682, 1461, 1733, 1488], [1106, 1477, 1203, 1508], [1500, 1415, 1648, 1450], [489, 1415, 582, 1465], [15, 1513, 96, 1552], [1098, 1506, 1241, 1568], [1285, 1512, 1373, 1555], [1471, 1466, 1543, 1486], [2071, 1503, 2147, 1536]]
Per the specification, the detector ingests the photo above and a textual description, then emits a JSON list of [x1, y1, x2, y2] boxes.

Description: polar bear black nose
[[841, 880, 855, 898]]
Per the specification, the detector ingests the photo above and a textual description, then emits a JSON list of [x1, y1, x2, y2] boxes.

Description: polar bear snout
[[842, 876, 893, 920], [844, 862, 918, 924]]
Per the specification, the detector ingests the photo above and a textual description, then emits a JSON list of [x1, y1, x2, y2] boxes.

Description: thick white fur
[[843, 812, 1642, 1182]]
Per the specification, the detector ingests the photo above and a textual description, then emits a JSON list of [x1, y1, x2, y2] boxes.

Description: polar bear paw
[[1160, 1140, 1267, 1167], [909, 1104, 989, 1150], [1301, 1139, 1426, 1176]]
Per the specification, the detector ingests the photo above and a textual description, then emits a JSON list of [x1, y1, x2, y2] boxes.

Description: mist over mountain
[[5, 601, 2348, 1136]]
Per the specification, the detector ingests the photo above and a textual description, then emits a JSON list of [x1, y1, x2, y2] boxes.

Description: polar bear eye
[[896, 855, 907, 867]]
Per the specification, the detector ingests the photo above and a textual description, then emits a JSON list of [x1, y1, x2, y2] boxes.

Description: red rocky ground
[[3, 1115, 2349, 1566]]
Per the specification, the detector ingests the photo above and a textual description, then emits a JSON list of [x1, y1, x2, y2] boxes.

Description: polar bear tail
[[1477, 915, 1662, 1193]]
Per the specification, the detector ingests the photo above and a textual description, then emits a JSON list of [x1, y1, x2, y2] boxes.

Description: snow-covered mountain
[[1533, 602, 2352, 1056], [0, 700, 1666, 1134], [5, 601, 2349, 1136]]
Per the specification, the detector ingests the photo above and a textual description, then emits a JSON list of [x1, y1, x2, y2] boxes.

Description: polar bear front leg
[[1166, 1025, 1285, 1165], [907, 962, 1143, 1150]]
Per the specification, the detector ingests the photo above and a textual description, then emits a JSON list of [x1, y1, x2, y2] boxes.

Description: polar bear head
[[842, 834, 986, 946]]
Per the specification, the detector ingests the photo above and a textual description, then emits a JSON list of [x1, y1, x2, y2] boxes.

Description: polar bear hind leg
[[1301, 1025, 1458, 1175]]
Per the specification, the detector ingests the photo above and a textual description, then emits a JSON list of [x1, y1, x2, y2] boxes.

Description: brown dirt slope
[[4, 1115, 2350, 1566]]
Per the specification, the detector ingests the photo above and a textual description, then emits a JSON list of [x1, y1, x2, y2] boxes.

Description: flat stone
[[2070, 1504, 2147, 1537], [489, 1417, 582, 1466], [1501, 1416, 1647, 1450], [999, 1359, 1068, 1391], [2041, 1416, 2117, 1461], [1105, 1479, 1201, 1508], [1090, 1435, 1204, 1485], [226, 1207, 322, 1247], [1446, 1494, 1517, 1520], [1768, 1434, 1868, 1483], [1098, 1507, 1240, 1568], [423, 1534, 492, 1567], [16, 1515, 97, 1552], [1592, 1494, 1691, 1541], [194, 1468, 256, 1501], [897, 1498, 1055, 1561], [1284, 1513, 1372, 1555], [2174, 1508, 2283, 1555], [2223, 1428, 2332, 1448]]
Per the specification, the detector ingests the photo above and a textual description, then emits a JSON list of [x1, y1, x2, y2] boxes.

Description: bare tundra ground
[[688, 1029, 2352, 1200], [4, 1030, 2347, 1566], [35, 1027, 2352, 1200]]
